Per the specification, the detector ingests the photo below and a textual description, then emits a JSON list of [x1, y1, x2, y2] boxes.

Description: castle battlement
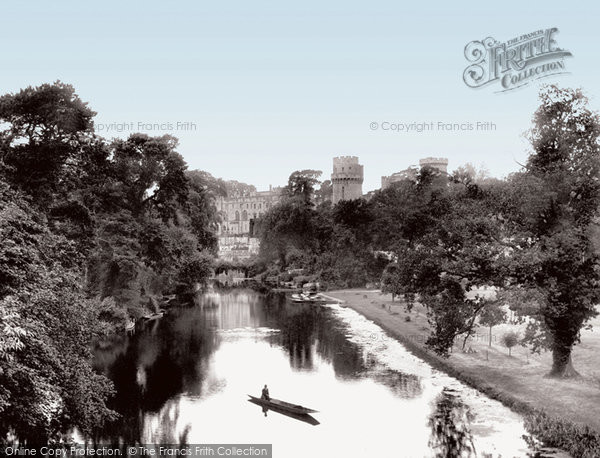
[[333, 155, 360, 162], [419, 157, 448, 164], [332, 156, 364, 176]]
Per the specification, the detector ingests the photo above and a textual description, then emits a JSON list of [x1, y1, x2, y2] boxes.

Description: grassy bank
[[326, 289, 600, 458]]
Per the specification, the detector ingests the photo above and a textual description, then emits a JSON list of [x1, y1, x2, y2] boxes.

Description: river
[[91, 289, 569, 457]]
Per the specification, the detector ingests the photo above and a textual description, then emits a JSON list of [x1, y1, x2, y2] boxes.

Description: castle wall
[[216, 188, 281, 236], [217, 235, 260, 262]]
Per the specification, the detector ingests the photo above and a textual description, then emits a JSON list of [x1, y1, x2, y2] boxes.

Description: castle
[[216, 186, 282, 261], [381, 157, 448, 189], [216, 186, 282, 236], [331, 156, 364, 204], [217, 155, 448, 260]]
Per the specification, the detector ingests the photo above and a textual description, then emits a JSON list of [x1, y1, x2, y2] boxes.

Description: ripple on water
[[217, 327, 281, 340]]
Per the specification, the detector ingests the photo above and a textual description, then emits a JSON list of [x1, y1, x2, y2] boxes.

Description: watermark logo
[[463, 28, 572, 92], [95, 121, 198, 134], [370, 120, 497, 133]]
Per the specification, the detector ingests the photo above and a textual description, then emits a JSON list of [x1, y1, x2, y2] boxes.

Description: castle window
[[242, 210, 248, 221], [342, 186, 345, 199], [235, 211, 240, 221]]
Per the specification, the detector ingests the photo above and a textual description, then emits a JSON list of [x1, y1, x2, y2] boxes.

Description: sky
[[1, 0, 599, 192]]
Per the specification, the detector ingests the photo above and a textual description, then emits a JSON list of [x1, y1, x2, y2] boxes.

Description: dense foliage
[[258, 171, 387, 287], [0, 82, 220, 442]]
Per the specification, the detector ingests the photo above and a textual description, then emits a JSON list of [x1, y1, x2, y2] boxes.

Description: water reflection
[[90, 290, 569, 457], [92, 290, 371, 442], [428, 388, 476, 458], [92, 301, 220, 442]]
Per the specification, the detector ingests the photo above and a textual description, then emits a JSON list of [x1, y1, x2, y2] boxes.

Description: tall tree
[[284, 169, 322, 203], [478, 301, 506, 347], [504, 86, 600, 377], [374, 168, 508, 356], [0, 82, 96, 203], [111, 134, 189, 221]]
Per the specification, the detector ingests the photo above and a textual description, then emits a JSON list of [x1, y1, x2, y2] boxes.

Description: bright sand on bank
[[325, 289, 600, 433]]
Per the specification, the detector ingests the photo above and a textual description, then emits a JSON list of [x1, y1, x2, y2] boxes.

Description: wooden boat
[[305, 293, 327, 303], [143, 311, 164, 321], [247, 395, 318, 414], [290, 293, 327, 304], [248, 397, 320, 426]]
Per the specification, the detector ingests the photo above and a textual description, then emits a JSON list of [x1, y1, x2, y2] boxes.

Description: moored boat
[[143, 311, 164, 321], [290, 293, 327, 304]]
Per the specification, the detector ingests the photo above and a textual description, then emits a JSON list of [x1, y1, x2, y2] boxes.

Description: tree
[[314, 179, 333, 205], [0, 82, 222, 441], [111, 134, 189, 220], [371, 86, 600, 376], [502, 331, 519, 356], [258, 199, 318, 266], [504, 86, 600, 377], [452, 162, 492, 186], [284, 169, 322, 204], [381, 263, 402, 301], [223, 179, 256, 197], [0, 81, 96, 203], [478, 301, 506, 347], [186, 171, 220, 252], [258, 170, 324, 266], [0, 187, 115, 442], [373, 168, 507, 356]]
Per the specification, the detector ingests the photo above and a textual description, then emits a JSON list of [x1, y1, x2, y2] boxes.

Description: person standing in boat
[[261, 384, 270, 401]]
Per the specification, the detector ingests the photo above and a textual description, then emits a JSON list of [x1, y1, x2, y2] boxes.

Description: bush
[[524, 411, 600, 458]]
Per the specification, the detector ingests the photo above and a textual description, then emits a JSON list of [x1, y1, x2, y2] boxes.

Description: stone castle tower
[[331, 156, 364, 204], [419, 157, 448, 174]]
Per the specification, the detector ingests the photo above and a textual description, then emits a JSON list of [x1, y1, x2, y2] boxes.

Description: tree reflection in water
[[428, 388, 476, 458], [91, 302, 220, 444]]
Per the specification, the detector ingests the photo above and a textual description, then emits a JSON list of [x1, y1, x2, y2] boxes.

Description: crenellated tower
[[419, 157, 448, 174], [331, 156, 364, 204]]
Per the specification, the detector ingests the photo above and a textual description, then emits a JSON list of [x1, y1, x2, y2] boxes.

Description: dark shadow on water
[[91, 305, 220, 443]]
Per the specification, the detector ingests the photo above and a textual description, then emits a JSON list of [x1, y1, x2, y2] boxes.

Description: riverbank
[[327, 289, 600, 457]]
